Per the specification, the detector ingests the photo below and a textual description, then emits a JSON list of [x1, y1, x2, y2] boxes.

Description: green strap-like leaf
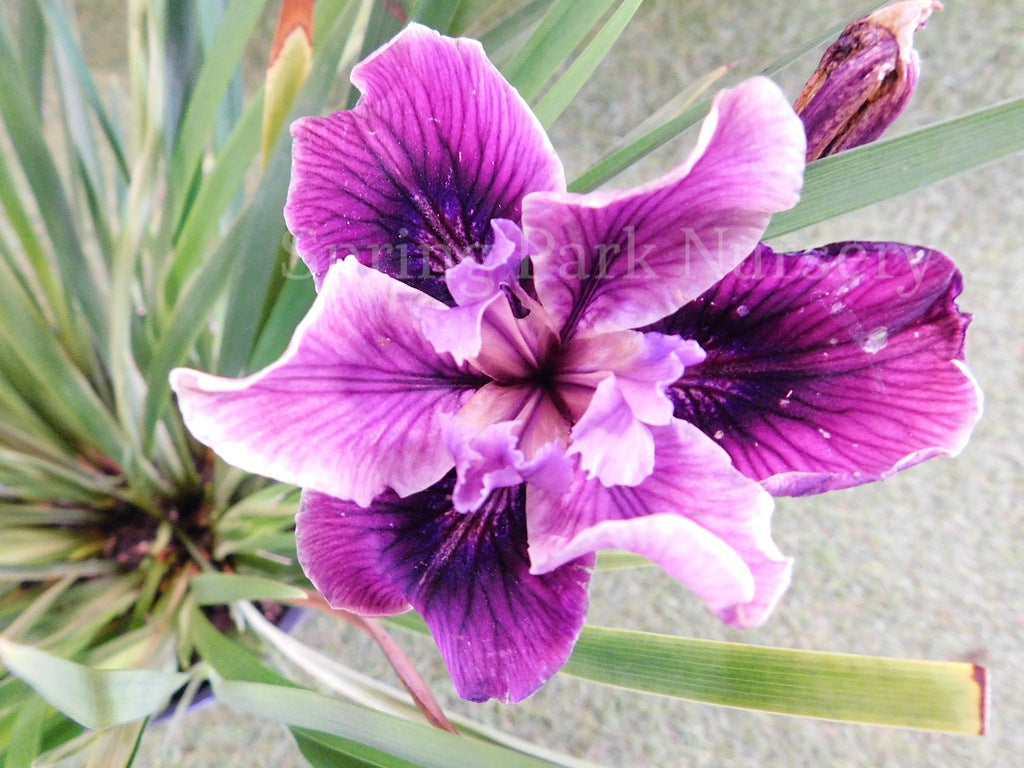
[[764, 95, 1024, 239], [502, 0, 616, 102], [35, 0, 130, 182], [188, 604, 296, 687], [246, 264, 316, 370], [2, 696, 47, 768], [215, 0, 368, 378], [0, 639, 188, 731], [386, 615, 985, 733], [568, 5, 875, 193], [164, 89, 265, 302], [168, 0, 271, 224], [293, 728, 425, 768], [190, 573, 307, 605], [16, 0, 45, 114], [569, 97, 710, 193], [0, 259, 123, 460], [410, 0, 462, 32], [450, 0, 528, 38], [533, 0, 643, 129], [562, 626, 987, 734], [477, 0, 553, 66], [0, 14, 107, 347], [213, 679, 569, 768]]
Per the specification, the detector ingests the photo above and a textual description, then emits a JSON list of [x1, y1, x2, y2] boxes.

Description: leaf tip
[[972, 663, 989, 735]]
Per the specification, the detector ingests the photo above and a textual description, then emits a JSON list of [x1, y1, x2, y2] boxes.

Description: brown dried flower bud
[[794, 1, 941, 161]]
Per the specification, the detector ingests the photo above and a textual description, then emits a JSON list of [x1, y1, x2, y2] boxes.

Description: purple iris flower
[[170, 25, 981, 703]]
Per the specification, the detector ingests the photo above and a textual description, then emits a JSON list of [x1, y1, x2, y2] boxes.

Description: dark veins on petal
[[375, 472, 591, 702], [645, 241, 974, 493]]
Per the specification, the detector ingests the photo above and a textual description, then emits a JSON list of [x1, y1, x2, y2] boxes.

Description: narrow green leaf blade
[[410, 0, 462, 32], [165, 89, 264, 300], [293, 728, 423, 768], [477, 0, 553, 66], [16, 0, 45, 113], [214, 0, 368, 377], [247, 266, 315, 370], [2, 697, 47, 768], [765, 96, 1024, 239], [213, 679, 566, 768], [0, 638, 188, 730], [169, 0, 271, 218], [35, 0, 130, 181], [0, 17, 107, 345], [190, 573, 307, 605], [568, 96, 710, 193], [533, 0, 643, 128], [502, 0, 616, 102], [567, 5, 876, 193], [563, 627, 987, 734], [188, 605, 295, 687]]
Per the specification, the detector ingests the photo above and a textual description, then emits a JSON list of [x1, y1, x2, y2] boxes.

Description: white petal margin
[[529, 419, 793, 627], [170, 257, 478, 507]]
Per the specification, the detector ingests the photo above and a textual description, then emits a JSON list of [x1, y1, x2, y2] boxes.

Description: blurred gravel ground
[[125, 1, 1022, 766]]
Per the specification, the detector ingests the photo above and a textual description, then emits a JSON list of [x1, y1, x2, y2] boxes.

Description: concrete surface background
[[113, 1, 1021, 766]]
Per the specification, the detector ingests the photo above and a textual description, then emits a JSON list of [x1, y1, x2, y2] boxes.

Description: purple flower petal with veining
[[171, 257, 483, 506], [567, 376, 656, 487], [525, 77, 806, 339], [284, 24, 564, 300], [298, 478, 593, 703], [528, 420, 790, 627], [445, 219, 528, 306], [656, 241, 982, 495], [446, 420, 573, 513]]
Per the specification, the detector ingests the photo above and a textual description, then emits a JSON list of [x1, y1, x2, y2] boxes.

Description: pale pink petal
[[171, 258, 481, 506], [529, 419, 791, 627]]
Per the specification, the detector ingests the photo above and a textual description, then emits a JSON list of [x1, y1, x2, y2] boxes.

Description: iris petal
[[299, 479, 593, 703], [525, 77, 806, 339], [530, 419, 789, 628], [657, 241, 982, 495], [284, 24, 565, 300], [171, 257, 482, 506]]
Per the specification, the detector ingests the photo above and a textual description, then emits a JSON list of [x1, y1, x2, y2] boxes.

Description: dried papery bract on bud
[[795, 0, 941, 161]]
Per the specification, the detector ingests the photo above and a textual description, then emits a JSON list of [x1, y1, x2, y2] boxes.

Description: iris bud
[[795, 0, 941, 161]]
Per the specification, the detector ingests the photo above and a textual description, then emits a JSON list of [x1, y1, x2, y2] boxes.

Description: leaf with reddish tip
[[262, 0, 315, 167]]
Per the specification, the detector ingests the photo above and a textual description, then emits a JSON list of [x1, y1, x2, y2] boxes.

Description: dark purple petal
[[171, 258, 484, 506], [298, 477, 593, 703], [525, 77, 805, 338], [296, 491, 411, 617], [657, 242, 982, 495], [529, 420, 790, 628], [284, 24, 564, 300]]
